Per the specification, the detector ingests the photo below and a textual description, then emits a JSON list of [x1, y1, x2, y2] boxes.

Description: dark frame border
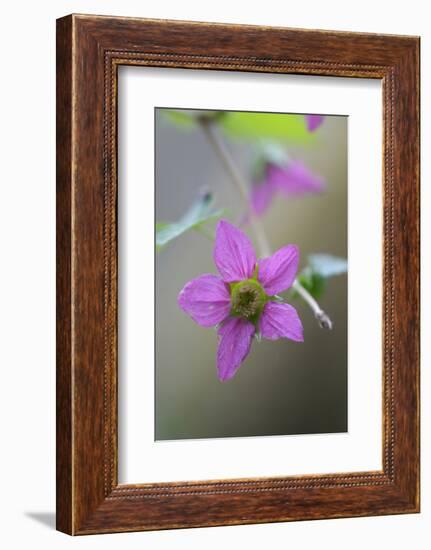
[[56, 14, 420, 535]]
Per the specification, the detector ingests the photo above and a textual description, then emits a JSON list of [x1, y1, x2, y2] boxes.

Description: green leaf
[[161, 110, 197, 129], [291, 255, 347, 300], [296, 269, 327, 300], [161, 110, 226, 129], [308, 254, 348, 278], [220, 112, 314, 143], [155, 222, 169, 231], [162, 110, 314, 143], [156, 192, 223, 250], [251, 141, 291, 180], [258, 141, 290, 166]]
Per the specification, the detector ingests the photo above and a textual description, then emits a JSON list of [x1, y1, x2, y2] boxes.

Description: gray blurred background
[[155, 110, 347, 440]]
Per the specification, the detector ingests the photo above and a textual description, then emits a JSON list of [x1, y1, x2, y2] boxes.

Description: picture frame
[[56, 14, 420, 535]]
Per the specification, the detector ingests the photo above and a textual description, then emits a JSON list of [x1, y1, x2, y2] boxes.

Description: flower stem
[[199, 117, 333, 329], [291, 280, 333, 329], [199, 118, 271, 257]]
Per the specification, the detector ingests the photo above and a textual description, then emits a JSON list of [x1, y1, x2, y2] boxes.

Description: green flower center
[[230, 279, 267, 323]]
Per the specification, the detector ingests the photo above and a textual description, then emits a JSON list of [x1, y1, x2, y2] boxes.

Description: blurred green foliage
[[221, 111, 312, 143], [162, 109, 314, 143], [156, 192, 223, 250], [294, 254, 348, 300]]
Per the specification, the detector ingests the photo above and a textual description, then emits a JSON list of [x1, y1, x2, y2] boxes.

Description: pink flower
[[178, 220, 303, 381], [305, 114, 325, 132], [250, 160, 325, 216]]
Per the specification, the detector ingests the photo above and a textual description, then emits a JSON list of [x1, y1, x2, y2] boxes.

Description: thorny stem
[[199, 118, 333, 330]]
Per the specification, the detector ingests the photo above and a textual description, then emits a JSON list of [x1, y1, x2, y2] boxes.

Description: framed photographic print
[[56, 14, 420, 535]]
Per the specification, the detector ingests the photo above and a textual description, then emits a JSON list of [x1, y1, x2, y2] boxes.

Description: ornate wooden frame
[[56, 14, 420, 535]]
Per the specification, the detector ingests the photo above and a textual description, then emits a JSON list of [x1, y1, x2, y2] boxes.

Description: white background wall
[[0, 1, 427, 548]]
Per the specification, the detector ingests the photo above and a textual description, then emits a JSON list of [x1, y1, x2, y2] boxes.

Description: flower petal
[[214, 220, 257, 282], [178, 274, 231, 328], [305, 114, 325, 132], [258, 244, 299, 295], [267, 161, 325, 196], [250, 180, 276, 216], [217, 317, 255, 381], [260, 301, 304, 342]]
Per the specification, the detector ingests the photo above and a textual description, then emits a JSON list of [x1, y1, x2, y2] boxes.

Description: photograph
[[50, 11, 420, 537], [0, 0, 424, 544], [155, 108, 348, 440]]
